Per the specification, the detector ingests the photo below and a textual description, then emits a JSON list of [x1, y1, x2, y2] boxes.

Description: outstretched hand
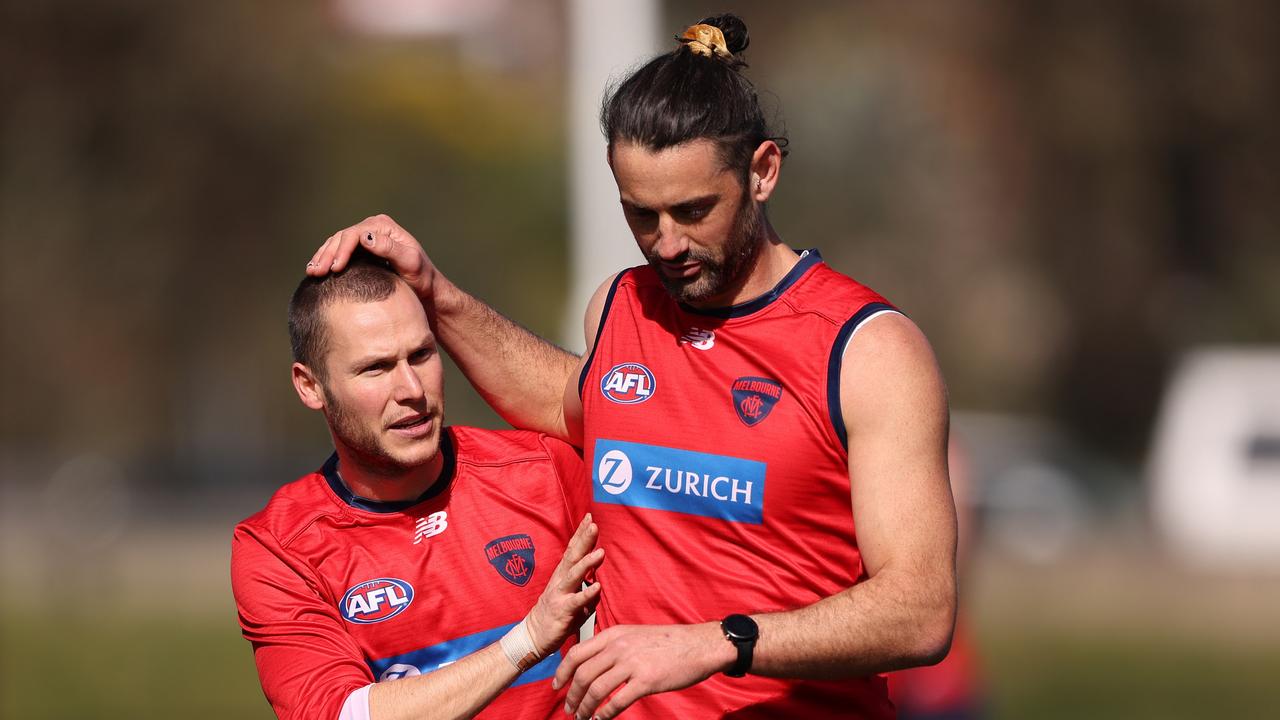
[[552, 621, 735, 720], [308, 214, 438, 300], [526, 514, 605, 658]]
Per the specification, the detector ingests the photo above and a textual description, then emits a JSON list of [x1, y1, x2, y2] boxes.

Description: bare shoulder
[[582, 272, 622, 348], [840, 312, 947, 429]]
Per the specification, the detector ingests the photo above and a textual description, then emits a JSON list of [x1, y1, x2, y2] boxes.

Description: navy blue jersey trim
[[827, 303, 897, 449], [678, 248, 820, 319], [577, 271, 627, 398], [322, 428, 457, 513]]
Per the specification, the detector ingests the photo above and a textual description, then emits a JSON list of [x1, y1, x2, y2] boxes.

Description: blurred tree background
[[2, 0, 1278, 717]]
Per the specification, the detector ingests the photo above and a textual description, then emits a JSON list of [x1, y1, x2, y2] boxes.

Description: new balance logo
[[679, 327, 715, 351], [414, 511, 448, 544]]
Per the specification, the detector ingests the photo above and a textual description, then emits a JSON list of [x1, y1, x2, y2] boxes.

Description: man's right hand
[[308, 214, 437, 301]]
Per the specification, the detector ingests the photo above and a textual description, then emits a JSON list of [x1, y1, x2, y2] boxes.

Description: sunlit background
[[3, 1, 1279, 717]]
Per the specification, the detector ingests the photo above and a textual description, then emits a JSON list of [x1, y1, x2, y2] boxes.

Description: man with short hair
[[310, 13, 956, 719], [231, 253, 603, 720]]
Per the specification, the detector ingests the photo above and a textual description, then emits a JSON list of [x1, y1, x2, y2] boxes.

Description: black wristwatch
[[720, 614, 758, 678]]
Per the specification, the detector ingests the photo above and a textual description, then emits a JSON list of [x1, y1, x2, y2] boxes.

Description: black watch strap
[[720, 614, 758, 678]]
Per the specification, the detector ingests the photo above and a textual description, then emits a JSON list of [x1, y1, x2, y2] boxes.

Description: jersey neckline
[[321, 427, 457, 514], [677, 248, 821, 319]]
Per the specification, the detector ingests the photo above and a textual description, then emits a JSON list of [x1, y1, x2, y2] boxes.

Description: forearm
[[432, 276, 579, 440], [368, 642, 519, 720], [749, 566, 955, 679]]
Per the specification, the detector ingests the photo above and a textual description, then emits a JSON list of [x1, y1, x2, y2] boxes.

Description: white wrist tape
[[499, 618, 541, 672]]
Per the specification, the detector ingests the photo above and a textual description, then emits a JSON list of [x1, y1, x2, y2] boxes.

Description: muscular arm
[[309, 215, 581, 442], [431, 275, 580, 442], [749, 313, 957, 677], [556, 313, 957, 718]]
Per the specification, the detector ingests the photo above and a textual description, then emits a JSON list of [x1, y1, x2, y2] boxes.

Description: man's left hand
[[552, 622, 735, 719]]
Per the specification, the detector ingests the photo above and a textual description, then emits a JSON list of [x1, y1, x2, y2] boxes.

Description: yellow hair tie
[[678, 23, 732, 59]]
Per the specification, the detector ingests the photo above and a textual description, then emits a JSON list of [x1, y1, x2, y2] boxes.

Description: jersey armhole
[[826, 302, 901, 449], [540, 435, 589, 530], [576, 271, 628, 399]]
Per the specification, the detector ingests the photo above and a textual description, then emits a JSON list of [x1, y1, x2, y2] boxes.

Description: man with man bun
[[312, 13, 956, 719], [232, 253, 603, 720]]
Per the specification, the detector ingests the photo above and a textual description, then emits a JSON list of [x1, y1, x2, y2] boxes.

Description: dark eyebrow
[[620, 198, 652, 212], [351, 354, 395, 372], [673, 195, 719, 211], [622, 194, 720, 212]]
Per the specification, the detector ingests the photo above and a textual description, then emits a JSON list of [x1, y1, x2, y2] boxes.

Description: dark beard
[[649, 189, 764, 305]]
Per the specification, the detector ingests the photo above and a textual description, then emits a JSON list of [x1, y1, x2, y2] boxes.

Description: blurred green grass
[[4, 600, 1279, 718], [1, 603, 271, 719], [981, 630, 1280, 718]]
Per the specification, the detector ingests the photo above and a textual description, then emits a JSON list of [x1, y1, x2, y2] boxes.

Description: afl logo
[[597, 449, 633, 495], [340, 578, 414, 624], [601, 362, 656, 404]]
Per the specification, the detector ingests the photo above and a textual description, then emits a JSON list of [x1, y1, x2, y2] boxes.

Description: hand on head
[[309, 214, 438, 301]]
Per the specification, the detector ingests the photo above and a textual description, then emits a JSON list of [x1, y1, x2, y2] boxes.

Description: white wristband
[[499, 619, 540, 672]]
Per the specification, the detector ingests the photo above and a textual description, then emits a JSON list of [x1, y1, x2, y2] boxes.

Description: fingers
[[590, 682, 646, 720], [568, 513, 596, 553], [306, 214, 411, 276], [571, 667, 630, 720], [552, 632, 603, 690], [306, 234, 338, 276], [555, 514, 598, 573], [559, 544, 603, 589], [560, 647, 614, 714], [571, 579, 602, 610]]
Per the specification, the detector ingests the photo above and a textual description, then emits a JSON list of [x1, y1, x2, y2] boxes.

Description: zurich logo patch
[[600, 362, 656, 404], [484, 534, 536, 586], [341, 578, 414, 624], [592, 440, 766, 524], [731, 377, 783, 426]]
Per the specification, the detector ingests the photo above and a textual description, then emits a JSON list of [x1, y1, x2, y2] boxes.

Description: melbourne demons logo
[[484, 534, 536, 586], [600, 362, 656, 404], [340, 578, 414, 624], [731, 377, 784, 427]]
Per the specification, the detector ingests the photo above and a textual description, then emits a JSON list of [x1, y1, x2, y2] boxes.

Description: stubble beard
[[649, 187, 765, 305], [324, 388, 433, 479]]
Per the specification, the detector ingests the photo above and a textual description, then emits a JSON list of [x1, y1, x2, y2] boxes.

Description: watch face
[[723, 614, 758, 641]]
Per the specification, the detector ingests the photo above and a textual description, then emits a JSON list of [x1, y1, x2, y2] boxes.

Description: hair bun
[[698, 13, 750, 55]]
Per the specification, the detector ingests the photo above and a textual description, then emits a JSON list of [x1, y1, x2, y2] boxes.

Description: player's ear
[[749, 140, 782, 202], [292, 362, 327, 411]]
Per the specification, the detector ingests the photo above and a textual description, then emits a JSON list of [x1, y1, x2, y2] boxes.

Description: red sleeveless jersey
[[231, 427, 588, 720], [579, 250, 898, 718]]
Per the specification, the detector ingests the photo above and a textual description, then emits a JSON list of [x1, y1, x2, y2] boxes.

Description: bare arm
[[309, 215, 580, 441], [234, 516, 602, 720], [748, 313, 956, 676], [368, 515, 604, 720], [555, 314, 957, 718], [560, 273, 618, 447]]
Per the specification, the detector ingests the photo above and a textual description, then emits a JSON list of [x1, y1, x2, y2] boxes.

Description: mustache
[[645, 246, 717, 265]]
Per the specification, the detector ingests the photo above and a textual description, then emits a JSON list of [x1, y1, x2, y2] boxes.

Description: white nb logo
[[680, 327, 715, 350], [414, 511, 448, 544]]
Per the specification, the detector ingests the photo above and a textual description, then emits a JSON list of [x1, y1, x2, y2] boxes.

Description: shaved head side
[[288, 249, 402, 379]]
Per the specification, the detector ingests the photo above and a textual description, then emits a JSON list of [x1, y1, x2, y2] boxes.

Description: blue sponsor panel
[[593, 439, 766, 524], [368, 623, 560, 687]]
